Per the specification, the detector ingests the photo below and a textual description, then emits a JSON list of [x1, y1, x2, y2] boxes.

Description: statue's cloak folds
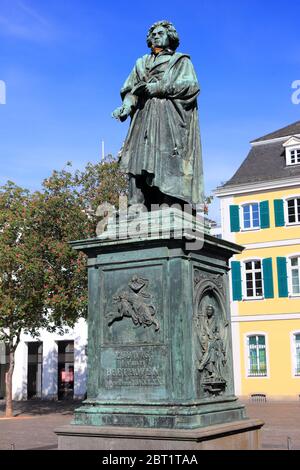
[[119, 51, 204, 206]]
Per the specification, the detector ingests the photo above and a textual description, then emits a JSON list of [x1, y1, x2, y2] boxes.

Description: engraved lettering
[[103, 348, 164, 388]]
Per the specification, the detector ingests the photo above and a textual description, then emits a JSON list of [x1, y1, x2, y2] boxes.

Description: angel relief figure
[[106, 276, 160, 332], [195, 304, 228, 395]]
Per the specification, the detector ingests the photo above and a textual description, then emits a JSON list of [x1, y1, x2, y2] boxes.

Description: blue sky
[[0, 0, 300, 221]]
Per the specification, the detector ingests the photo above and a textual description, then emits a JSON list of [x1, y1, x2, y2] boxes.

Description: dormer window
[[283, 136, 300, 166]]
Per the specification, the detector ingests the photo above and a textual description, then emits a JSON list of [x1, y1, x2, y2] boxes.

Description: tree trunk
[[5, 349, 15, 418]]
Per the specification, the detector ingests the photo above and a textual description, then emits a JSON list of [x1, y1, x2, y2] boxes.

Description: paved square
[[0, 399, 299, 450]]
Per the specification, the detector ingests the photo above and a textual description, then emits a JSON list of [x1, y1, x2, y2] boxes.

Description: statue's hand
[[112, 105, 130, 122], [132, 82, 146, 96]]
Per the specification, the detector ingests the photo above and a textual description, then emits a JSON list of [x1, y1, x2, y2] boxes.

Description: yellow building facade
[[216, 121, 300, 399]]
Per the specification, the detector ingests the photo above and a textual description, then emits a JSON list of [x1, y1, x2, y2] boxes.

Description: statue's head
[[206, 305, 215, 317], [147, 20, 180, 52]]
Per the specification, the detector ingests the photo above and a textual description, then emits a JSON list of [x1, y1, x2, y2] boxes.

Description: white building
[[0, 318, 87, 400]]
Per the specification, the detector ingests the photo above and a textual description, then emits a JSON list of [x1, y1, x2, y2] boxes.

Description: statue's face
[[206, 306, 214, 317], [150, 26, 170, 49]]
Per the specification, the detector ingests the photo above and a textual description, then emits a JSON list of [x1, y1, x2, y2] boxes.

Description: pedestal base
[[56, 418, 263, 450]]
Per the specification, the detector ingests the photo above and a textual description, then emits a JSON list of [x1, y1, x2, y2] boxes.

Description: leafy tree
[[0, 182, 46, 417], [77, 156, 128, 214], [203, 195, 214, 215], [36, 158, 127, 327], [0, 157, 127, 417]]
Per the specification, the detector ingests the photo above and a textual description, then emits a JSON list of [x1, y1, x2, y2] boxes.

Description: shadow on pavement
[[0, 399, 80, 417]]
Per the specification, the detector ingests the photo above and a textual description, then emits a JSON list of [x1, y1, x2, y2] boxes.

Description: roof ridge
[[220, 138, 300, 190], [251, 120, 300, 143]]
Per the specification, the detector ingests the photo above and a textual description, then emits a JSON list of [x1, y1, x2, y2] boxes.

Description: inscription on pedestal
[[101, 346, 166, 390]]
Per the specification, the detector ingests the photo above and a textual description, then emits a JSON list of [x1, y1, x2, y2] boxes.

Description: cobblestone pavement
[[243, 400, 300, 450], [0, 399, 299, 450], [0, 400, 77, 450]]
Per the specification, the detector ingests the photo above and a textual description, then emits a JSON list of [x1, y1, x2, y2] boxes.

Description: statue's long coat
[[119, 51, 204, 206]]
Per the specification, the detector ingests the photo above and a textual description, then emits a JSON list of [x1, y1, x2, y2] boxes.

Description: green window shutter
[[262, 258, 274, 299], [231, 261, 242, 301], [277, 257, 288, 298], [274, 199, 285, 227], [230, 205, 240, 232], [260, 201, 270, 229]]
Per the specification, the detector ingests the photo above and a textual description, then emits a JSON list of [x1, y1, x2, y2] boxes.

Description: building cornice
[[251, 133, 300, 147], [215, 177, 300, 198], [242, 239, 300, 250], [232, 313, 300, 322]]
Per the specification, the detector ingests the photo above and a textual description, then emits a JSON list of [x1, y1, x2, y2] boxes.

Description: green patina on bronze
[[112, 20, 204, 208], [68, 21, 248, 431]]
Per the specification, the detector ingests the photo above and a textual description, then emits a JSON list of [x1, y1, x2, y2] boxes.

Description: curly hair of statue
[[146, 20, 180, 50]]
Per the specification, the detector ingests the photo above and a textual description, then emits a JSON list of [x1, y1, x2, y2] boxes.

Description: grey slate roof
[[222, 140, 300, 188], [251, 120, 300, 143], [220, 121, 300, 189]]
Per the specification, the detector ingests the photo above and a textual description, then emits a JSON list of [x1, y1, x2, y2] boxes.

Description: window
[[247, 335, 267, 377], [286, 147, 300, 166], [244, 260, 263, 298], [294, 334, 300, 376], [27, 342, 43, 399], [57, 341, 74, 400], [290, 149, 300, 165], [283, 138, 300, 165], [230, 201, 270, 233], [242, 203, 260, 230], [287, 198, 300, 224], [0, 344, 9, 399], [289, 257, 300, 295]]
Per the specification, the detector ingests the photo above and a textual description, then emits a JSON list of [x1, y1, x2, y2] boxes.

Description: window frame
[[245, 333, 269, 378], [242, 258, 264, 300], [284, 196, 300, 226], [291, 331, 300, 378], [287, 254, 300, 297], [286, 146, 300, 166], [241, 202, 261, 231], [286, 150, 300, 166]]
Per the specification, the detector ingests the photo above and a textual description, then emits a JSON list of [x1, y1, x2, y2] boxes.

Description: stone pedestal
[[56, 209, 263, 449], [56, 419, 263, 450]]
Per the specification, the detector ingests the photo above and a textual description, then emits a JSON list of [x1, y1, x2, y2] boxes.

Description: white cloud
[[0, 0, 54, 41], [18, 1, 49, 26]]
